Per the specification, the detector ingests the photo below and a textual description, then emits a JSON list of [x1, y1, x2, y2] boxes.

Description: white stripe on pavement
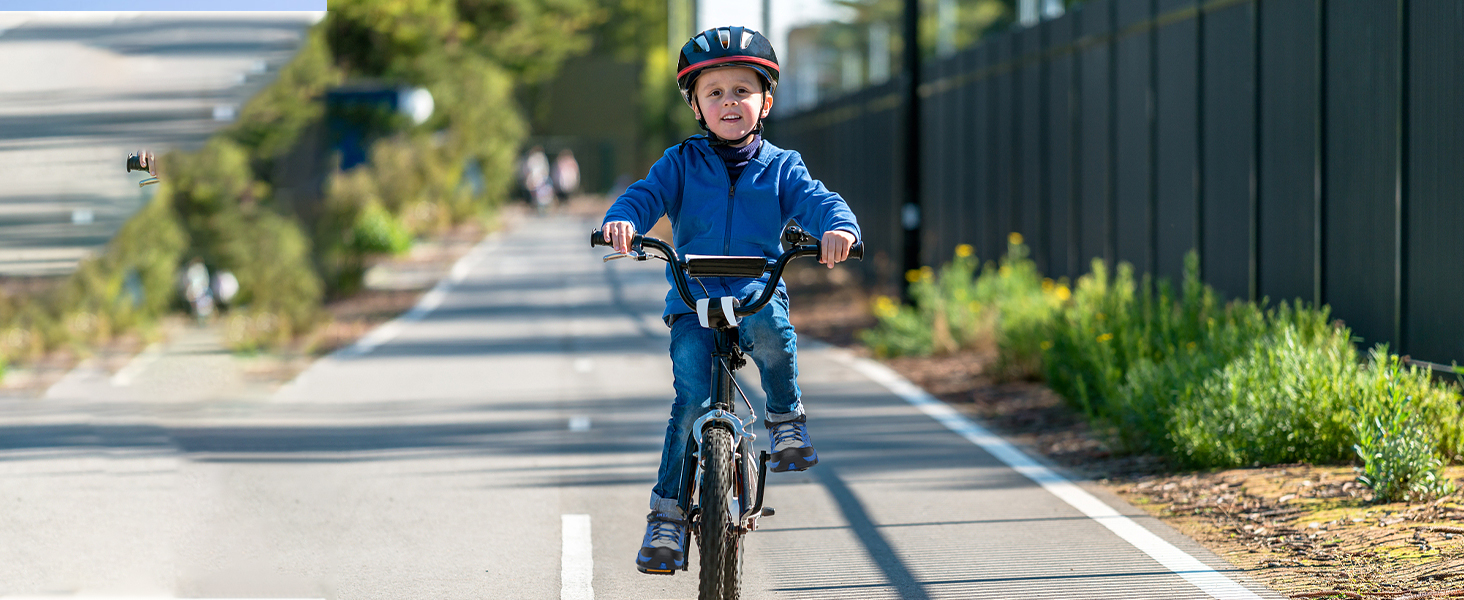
[[831, 349, 1267, 600], [561, 513, 594, 600], [332, 233, 499, 359]]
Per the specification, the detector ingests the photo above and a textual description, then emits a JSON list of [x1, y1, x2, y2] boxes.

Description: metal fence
[[769, 0, 1464, 367]]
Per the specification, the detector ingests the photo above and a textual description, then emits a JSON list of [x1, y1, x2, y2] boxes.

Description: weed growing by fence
[[1353, 349, 1455, 502]]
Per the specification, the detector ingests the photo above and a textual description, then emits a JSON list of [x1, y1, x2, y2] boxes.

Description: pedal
[[760, 506, 775, 518]]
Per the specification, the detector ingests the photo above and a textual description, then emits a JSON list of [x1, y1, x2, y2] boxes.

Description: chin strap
[[699, 118, 764, 147]]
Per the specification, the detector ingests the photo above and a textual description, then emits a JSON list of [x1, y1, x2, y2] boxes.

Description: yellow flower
[[873, 295, 899, 319], [1040, 340, 1053, 350], [1041, 278, 1055, 293], [905, 269, 922, 283], [920, 266, 934, 282], [1097, 333, 1114, 343], [1055, 285, 1071, 301], [955, 244, 974, 258], [999, 265, 1011, 277], [1008, 232, 1024, 246], [1186, 341, 1197, 351], [968, 301, 980, 314]]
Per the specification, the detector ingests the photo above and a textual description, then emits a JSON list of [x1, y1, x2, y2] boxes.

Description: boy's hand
[[603, 220, 637, 254], [820, 230, 857, 269]]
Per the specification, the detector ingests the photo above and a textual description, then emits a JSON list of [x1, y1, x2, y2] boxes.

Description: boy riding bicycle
[[599, 26, 861, 574]]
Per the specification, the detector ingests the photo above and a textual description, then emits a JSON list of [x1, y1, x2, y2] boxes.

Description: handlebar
[[591, 226, 863, 318], [126, 150, 160, 187]]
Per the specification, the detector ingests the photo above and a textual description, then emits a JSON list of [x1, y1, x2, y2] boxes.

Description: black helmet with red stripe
[[676, 26, 779, 106]]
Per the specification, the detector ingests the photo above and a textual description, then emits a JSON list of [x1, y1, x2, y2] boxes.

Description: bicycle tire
[[698, 427, 741, 599]]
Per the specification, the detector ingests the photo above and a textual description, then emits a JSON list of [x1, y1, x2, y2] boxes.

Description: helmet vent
[[741, 30, 754, 49], [717, 28, 731, 49], [695, 35, 711, 52]]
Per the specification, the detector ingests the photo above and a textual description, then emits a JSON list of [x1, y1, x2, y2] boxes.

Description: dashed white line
[[110, 342, 163, 386], [830, 349, 1267, 600], [332, 234, 498, 359], [561, 513, 594, 600]]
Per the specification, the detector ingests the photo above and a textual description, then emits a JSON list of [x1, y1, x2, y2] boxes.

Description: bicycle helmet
[[677, 26, 780, 144]]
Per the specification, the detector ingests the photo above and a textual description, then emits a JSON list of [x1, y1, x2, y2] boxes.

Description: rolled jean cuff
[[650, 491, 679, 512], [765, 408, 804, 425]]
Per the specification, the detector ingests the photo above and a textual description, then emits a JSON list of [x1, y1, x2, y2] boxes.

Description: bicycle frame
[[591, 226, 861, 587]]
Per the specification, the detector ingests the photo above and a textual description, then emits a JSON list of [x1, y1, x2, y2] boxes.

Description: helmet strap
[[700, 117, 764, 147]]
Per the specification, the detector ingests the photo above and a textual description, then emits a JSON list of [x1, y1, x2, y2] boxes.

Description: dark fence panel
[[1115, 0, 1155, 275], [1258, 0, 1320, 305], [1325, 0, 1400, 350], [1018, 27, 1045, 266], [920, 59, 943, 268], [1405, 0, 1464, 363], [1200, 2, 1256, 300], [769, 0, 1463, 365], [994, 37, 1017, 253], [972, 46, 999, 260], [1045, 15, 1078, 280], [1154, 2, 1199, 284], [1078, 0, 1114, 267]]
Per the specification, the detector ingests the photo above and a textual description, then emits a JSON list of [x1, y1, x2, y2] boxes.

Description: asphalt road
[[0, 13, 318, 276], [0, 213, 1283, 599]]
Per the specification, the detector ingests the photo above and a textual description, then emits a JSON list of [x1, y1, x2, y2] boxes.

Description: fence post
[[901, 0, 923, 298]]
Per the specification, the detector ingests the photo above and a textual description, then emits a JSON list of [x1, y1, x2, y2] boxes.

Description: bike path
[[275, 212, 1278, 599], [0, 211, 1281, 598]]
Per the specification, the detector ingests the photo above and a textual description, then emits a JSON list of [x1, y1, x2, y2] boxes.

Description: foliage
[[1354, 349, 1456, 502], [862, 244, 1464, 477], [228, 25, 344, 168], [861, 234, 1062, 366]]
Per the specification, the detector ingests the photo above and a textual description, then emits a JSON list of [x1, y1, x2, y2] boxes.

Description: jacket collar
[[685, 135, 777, 165]]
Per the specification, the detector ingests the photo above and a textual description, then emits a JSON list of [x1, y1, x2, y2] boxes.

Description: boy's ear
[[690, 98, 703, 122], [760, 93, 774, 119]]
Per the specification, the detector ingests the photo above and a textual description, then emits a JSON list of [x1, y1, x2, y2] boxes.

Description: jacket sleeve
[[602, 147, 683, 234], [780, 151, 861, 241]]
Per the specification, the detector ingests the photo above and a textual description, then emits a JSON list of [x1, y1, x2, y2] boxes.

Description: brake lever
[[603, 251, 645, 263]]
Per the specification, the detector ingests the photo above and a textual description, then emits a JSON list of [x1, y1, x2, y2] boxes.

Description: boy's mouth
[[720, 115, 741, 122]]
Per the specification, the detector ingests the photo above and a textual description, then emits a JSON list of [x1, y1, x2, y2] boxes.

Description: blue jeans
[[652, 291, 803, 502]]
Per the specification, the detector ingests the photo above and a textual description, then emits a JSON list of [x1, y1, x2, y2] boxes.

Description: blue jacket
[[603, 135, 862, 322]]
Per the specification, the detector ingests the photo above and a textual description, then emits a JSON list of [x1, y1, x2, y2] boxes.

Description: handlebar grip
[[848, 242, 864, 261], [590, 230, 608, 247]]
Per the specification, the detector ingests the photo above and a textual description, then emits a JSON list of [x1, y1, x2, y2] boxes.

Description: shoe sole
[[769, 449, 817, 472]]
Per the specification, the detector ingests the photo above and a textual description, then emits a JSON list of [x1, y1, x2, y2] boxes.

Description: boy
[[600, 26, 861, 574]]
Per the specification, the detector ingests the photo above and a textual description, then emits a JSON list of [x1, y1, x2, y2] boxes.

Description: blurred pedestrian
[[212, 270, 239, 308], [553, 148, 580, 199], [179, 258, 214, 325], [521, 145, 553, 212]]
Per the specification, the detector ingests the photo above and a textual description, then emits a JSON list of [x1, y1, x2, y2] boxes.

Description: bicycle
[[591, 225, 862, 599]]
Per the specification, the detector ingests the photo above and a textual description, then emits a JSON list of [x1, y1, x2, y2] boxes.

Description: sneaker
[[767, 415, 818, 472], [635, 504, 686, 574]]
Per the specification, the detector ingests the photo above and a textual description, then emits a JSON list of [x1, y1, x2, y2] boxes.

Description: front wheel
[[698, 427, 741, 599]]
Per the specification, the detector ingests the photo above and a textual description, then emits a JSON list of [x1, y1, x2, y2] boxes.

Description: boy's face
[[691, 66, 774, 146]]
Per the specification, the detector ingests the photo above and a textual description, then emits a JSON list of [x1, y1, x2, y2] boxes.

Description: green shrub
[[351, 202, 414, 256], [861, 235, 1063, 364], [1354, 349, 1456, 502]]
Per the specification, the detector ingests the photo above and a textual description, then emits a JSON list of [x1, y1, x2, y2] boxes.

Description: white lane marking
[[830, 349, 1266, 600], [573, 357, 594, 373], [561, 513, 594, 600], [110, 342, 163, 386], [333, 234, 497, 359], [568, 416, 591, 432]]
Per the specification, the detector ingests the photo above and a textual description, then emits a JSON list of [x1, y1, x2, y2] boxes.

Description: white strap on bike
[[696, 296, 739, 329]]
